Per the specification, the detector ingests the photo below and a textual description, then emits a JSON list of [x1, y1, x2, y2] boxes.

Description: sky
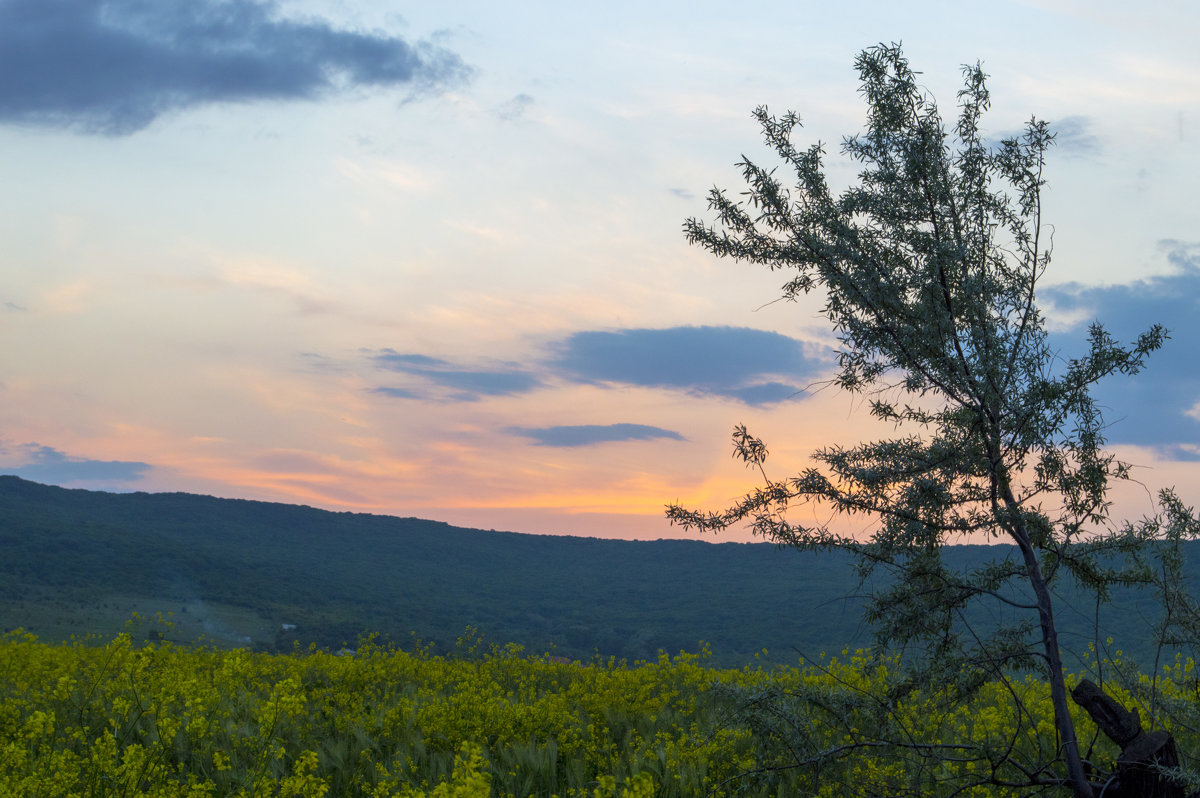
[[0, 0, 1197, 541]]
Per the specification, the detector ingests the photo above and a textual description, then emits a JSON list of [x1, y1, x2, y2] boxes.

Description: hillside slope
[[0, 476, 1181, 665]]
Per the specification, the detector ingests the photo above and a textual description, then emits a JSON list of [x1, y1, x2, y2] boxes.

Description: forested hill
[[0, 475, 1185, 666]]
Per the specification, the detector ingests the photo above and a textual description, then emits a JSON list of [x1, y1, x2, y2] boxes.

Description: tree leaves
[[669, 42, 1196, 798]]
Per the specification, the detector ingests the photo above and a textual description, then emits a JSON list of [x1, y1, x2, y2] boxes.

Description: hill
[[0, 476, 1183, 665]]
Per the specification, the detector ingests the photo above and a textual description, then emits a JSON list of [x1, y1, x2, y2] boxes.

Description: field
[[4, 623, 1200, 797], [0, 588, 276, 650]]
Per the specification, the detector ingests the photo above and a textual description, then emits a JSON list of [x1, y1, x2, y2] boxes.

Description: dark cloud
[[3, 443, 151, 484], [1043, 241, 1200, 461], [507, 423, 685, 447], [373, 348, 541, 402], [0, 0, 471, 135], [550, 325, 822, 405], [667, 187, 695, 200]]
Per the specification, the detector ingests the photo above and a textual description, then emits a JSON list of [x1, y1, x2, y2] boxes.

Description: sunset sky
[[1, 0, 1197, 541]]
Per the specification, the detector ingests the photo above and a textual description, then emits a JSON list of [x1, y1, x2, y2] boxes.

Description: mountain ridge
[[0, 475, 1181, 667]]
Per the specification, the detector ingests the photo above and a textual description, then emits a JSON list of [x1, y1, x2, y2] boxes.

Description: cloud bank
[[2, 443, 151, 484], [550, 326, 818, 405], [0, 0, 471, 135], [370, 326, 825, 406], [507, 423, 685, 447], [1044, 241, 1200, 461]]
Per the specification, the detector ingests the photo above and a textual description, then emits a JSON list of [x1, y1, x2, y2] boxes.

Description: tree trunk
[[1004, 488, 1094, 798], [1072, 679, 1188, 798]]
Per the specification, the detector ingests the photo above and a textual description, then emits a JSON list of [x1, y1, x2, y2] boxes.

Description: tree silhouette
[[669, 43, 1195, 797]]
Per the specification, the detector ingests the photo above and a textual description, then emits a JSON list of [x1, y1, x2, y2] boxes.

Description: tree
[[668, 43, 1195, 797]]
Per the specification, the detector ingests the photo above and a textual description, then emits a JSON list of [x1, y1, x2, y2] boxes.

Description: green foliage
[[0, 630, 756, 796], [0, 474, 875, 665], [669, 43, 1200, 796], [2, 475, 1197, 671], [6, 630, 1200, 797]]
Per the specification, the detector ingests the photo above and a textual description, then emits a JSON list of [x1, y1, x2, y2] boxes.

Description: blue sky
[[0, 0, 1197, 539]]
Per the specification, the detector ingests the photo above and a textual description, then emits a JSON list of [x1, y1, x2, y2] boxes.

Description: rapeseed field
[[2, 625, 1196, 796]]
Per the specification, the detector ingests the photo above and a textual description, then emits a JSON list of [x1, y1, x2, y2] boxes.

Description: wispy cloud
[[371, 386, 423, 400], [0, 0, 471, 135], [507, 423, 685, 447], [494, 93, 533, 121], [1043, 240, 1200, 461], [1050, 116, 1101, 157], [987, 116, 1100, 158], [373, 349, 542, 401], [549, 326, 822, 405], [2, 443, 151, 485], [297, 352, 348, 375], [216, 257, 335, 314], [335, 157, 434, 193]]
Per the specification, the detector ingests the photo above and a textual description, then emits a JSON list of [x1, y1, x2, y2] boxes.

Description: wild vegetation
[[0, 475, 1186, 669], [5, 625, 1200, 797]]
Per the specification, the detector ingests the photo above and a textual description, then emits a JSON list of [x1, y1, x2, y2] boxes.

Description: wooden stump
[[1071, 678, 1186, 798]]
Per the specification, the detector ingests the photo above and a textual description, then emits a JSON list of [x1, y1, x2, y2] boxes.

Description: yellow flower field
[[2, 626, 1197, 796]]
